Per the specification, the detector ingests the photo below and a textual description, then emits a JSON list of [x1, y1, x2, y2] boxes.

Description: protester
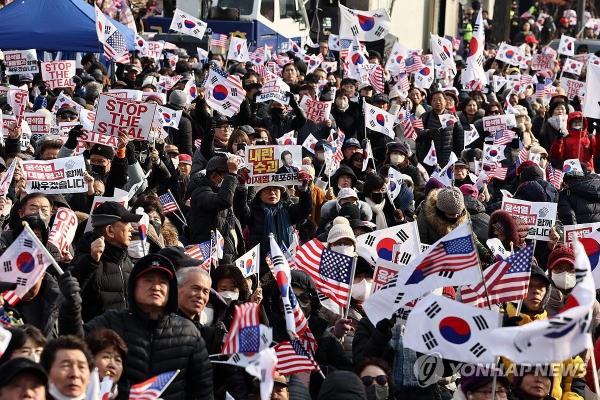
[[0, 357, 48, 400]]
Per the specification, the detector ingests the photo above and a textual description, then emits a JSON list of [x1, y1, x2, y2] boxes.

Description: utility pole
[[492, 0, 511, 43]]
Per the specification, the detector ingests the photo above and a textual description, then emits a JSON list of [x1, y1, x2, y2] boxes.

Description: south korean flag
[[404, 294, 500, 363]]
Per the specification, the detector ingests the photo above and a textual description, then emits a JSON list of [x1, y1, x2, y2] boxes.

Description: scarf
[[366, 197, 388, 229], [262, 202, 293, 249]]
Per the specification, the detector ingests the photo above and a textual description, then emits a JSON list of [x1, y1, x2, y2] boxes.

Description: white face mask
[[330, 244, 355, 257], [552, 271, 577, 290], [351, 278, 372, 301], [219, 290, 239, 305], [200, 306, 214, 326], [127, 239, 149, 259]]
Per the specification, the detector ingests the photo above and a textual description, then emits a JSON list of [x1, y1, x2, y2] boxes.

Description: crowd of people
[[3, 1, 600, 400]]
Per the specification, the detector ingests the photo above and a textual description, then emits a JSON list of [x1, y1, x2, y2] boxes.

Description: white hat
[[337, 187, 358, 202], [327, 216, 356, 245]]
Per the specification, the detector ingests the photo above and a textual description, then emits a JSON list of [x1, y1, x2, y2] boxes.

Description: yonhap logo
[[414, 353, 444, 387]]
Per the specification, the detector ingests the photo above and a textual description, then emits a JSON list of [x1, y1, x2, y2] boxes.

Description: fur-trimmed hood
[[419, 188, 469, 239]]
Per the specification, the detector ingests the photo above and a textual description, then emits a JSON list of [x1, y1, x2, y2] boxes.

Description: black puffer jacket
[[416, 110, 464, 171], [69, 231, 132, 322], [78, 257, 213, 400], [558, 173, 600, 225], [8, 273, 61, 339], [188, 173, 246, 262]]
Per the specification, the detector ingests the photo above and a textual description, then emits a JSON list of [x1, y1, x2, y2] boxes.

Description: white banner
[[48, 207, 78, 254], [564, 222, 600, 247], [501, 197, 558, 241], [244, 145, 302, 186], [4, 49, 39, 75], [41, 61, 75, 89], [22, 156, 87, 194]]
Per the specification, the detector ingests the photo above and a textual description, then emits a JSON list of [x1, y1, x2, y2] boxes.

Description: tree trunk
[[492, 0, 512, 44]]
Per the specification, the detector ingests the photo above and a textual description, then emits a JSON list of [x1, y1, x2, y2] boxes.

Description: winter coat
[[549, 112, 597, 171], [558, 174, 600, 225], [416, 189, 470, 245], [62, 259, 214, 400], [8, 273, 61, 339], [188, 173, 246, 262], [69, 231, 133, 322], [166, 106, 195, 156], [330, 102, 362, 138], [318, 199, 373, 235], [464, 196, 490, 244], [416, 110, 465, 171]]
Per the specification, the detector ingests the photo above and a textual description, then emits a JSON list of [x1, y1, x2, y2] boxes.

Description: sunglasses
[[361, 375, 388, 386]]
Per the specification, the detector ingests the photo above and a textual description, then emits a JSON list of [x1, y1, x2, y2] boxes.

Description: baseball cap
[[134, 254, 175, 280], [0, 358, 48, 389], [178, 154, 192, 165], [89, 144, 115, 160], [91, 201, 142, 228], [341, 138, 361, 151]]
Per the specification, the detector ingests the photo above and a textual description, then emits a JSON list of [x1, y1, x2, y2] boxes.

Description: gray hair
[[176, 267, 211, 287]]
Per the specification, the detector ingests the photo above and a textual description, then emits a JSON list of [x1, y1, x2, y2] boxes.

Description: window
[[260, 0, 275, 21], [279, 0, 296, 19]]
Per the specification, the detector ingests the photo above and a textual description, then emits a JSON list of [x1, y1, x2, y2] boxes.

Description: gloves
[[65, 125, 84, 149], [125, 141, 137, 165], [286, 91, 298, 107], [58, 271, 82, 305], [375, 317, 395, 341], [72, 75, 82, 86], [504, 315, 523, 327], [38, 84, 47, 96]]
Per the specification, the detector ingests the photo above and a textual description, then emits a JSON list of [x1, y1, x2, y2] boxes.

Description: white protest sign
[[583, 62, 600, 118], [482, 114, 517, 132], [256, 78, 290, 105], [48, 207, 78, 255], [93, 94, 156, 141], [486, 238, 511, 258], [41, 61, 75, 89], [501, 197, 558, 241], [7, 88, 28, 126], [564, 222, 600, 247], [560, 77, 586, 100], [141, 41, 164, 61], [531, 53, 555, 70], [244, 145, 302, 186], [22, 156, 87, 194], [299, 97, 332, 123], [78, 109, 118, 148], [4, 50, 39, 75], [107, 89, 144, 101], [372, 258, 404, 293], [23, 112, 51, 136], [51, 92, 83, 113]]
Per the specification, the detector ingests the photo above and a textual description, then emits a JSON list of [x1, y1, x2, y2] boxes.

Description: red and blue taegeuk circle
[[376, 237, 396, 261], [439, 316, 471, 344], [184, 19, 196, 28], [212, 84, 228, 101], [16, 252, 35, 274], [357, 14, 375, 31]]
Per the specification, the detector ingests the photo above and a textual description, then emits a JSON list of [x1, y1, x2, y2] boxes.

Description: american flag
[[368, 64, 385, 93], [184, 240, 212, 270], [517, 140, 528, 165], [400, 118, 417, 140], [105, 30, 130, 63], [294, 239, 354, 308], [405, 55, 424, 74], [396, 74, 410, 92], [333, 131, 345, 164], [405, 235, 479, 285], [520, 74, 534, 85], [129, 370, 179, 400], [546, 164, 564, 189], [275, 340, 320, 375], [460, 246, 533, 308], [493, 129, 516, 146], [211, 33, 228, 48], [411, 115, 424, 130], [222, 303, 262, 353], [158, 192, 178, 214], [483, 162, 508, 181]]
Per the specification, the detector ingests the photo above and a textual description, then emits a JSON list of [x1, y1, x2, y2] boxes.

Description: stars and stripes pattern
[[400, 118, 417, 140], [460, 246, 533, 308], [158, 192, 178, 213], [211, 33, 228, 48], [129, 370, 179, 400], [546, 164, 564, 189], [405, 235, 479, 285], [396, 74, 410, 92], [275, 340, 320, 375], [294, 239, 354, 308], [222, 303, 261, 354], [493, 129, 516, 146], [105, 29, 130, 63], [184, 240, 212, 270], [368, 64, 386, 93], [483, 162, 508, 181], [517, 141, 528, 165], [405, 56, 424, 74]]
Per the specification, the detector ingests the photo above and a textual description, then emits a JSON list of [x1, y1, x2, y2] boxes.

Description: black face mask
[[370, 192, 385, 203], [90, 163, 107, 176], [350, 152, 363, 163]]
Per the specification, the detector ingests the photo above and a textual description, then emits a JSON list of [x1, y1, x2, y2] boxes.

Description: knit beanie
[[459, 184, 479, 199], [519, 165, 545, 183], [169, 90, 188, 108], [363, 173, 385, 196], [516, 160, 538, 176], [547, 245, 575, 272], [424, 177, 445, 197], [436, 187, 465, 215], [327, 217, 356, 245]]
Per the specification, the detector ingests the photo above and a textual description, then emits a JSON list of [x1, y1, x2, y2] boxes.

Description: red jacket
[[549, 111, 597, 171]]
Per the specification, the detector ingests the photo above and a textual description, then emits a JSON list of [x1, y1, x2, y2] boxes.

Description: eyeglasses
[[361, 375, 388, 386]]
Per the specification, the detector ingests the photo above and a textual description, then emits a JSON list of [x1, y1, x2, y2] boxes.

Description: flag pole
[[168, 189, 188, 226], [467, 220, 493, 309], [343, 256, 357, 319], [22, 221, 64, 276], [590, 336, 600, 394]]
